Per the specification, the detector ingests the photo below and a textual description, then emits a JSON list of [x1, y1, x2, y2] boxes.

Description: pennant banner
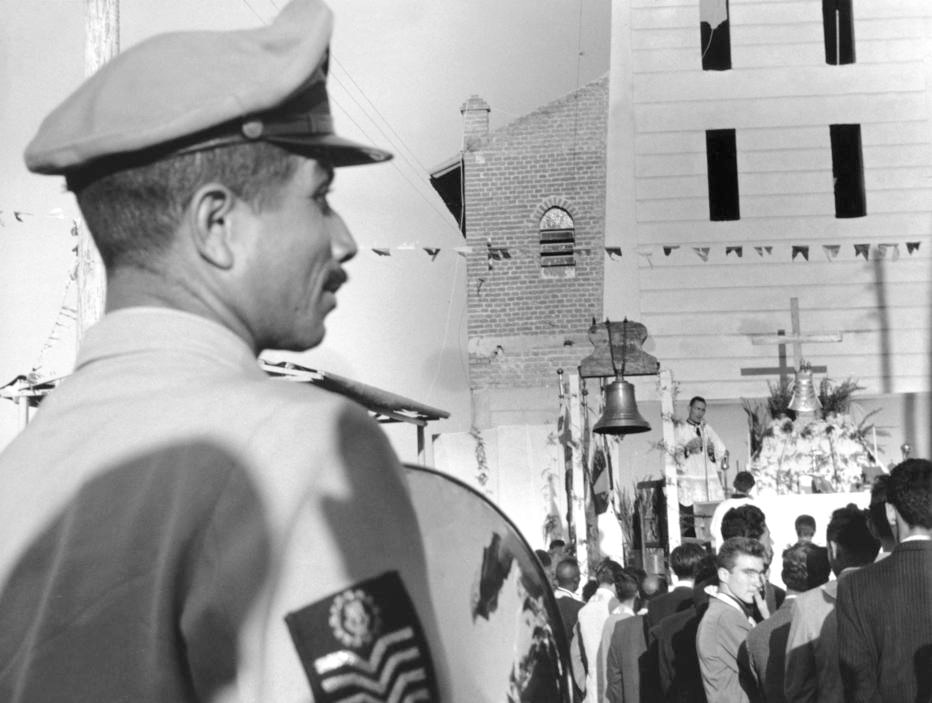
[[823, 245, 840, 260], [605, 247, 622, 259], [854, 244, 869, 260], [754, 246, 773, 257], [725, 246, 743, 258], [662, 246, 679, 256], [906, 241, 921, 254], [694, 247, 710, 262], [791, 245, 809, 261]]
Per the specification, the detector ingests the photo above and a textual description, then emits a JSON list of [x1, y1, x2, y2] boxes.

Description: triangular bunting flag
[[822, 245, 840, 260], [906, 241, 921, 254], [725, 246, 743, 258], [605, 247, 622, 259], [575, 247, 592, 256], [487, 247, 511, 261], [71, 220, 80, 237], [792, 246, 810, 261], [662, 245, 679, 256], [372, 248, 391, 256], [424, 247, 440, 261], [753, 246, 773, 257], [854, 244, 869, 260], [453, 246, 472, 257], [877, 243, 899, 260], [694, 247, 710, 262], [13, 211, 30, 222]]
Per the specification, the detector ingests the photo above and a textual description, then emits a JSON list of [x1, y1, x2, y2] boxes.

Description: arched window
[[539, 207, 575, 272]]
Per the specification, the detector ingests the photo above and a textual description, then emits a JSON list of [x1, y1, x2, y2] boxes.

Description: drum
[[405, 464, 573, 702]]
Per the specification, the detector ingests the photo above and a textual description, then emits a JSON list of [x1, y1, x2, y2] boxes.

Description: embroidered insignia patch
[[285, 571, 439, 702]]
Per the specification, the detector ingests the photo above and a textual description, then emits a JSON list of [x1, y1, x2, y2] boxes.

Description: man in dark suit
[[792, 514, 831, 588], [647, 542, 705, 630], [836, 458, 932, 702], [744, 542, 829, 702], [554, 558, 584, 641]]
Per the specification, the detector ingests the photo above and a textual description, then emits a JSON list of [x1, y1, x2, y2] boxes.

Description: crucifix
[[740, 298, 842, 382]]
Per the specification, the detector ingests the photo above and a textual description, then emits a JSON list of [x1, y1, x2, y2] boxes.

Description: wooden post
[[77, 0, 119, 340], [659, 368, 681, 553]]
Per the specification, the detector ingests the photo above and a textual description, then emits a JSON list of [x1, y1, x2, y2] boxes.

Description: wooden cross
[[740, 298, 841, 381]]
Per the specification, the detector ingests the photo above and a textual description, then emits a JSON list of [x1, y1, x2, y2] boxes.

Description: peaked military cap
[[25, 0, 391, 174]]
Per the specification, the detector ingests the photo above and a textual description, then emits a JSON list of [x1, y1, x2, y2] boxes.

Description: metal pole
[[557, 369, 575, 553]]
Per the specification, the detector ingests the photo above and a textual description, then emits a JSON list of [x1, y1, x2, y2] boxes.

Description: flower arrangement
[[744, 375, 880, 494]]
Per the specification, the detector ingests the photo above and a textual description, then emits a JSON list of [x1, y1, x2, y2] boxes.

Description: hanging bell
[[593, 379, 651, 435], [788, 363, 822, 414]]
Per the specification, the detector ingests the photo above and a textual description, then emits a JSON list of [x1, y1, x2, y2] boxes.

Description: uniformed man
[[0, 1, 450, 701]]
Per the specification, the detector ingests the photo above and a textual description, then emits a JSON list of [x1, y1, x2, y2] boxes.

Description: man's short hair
[[554, 558, 580, 587], [614, 568, 641, 602], [548, 539, 566, 553], [534, 549, 552, 568], [733, 471, 755, 493], [827, 503, 880, 566], [780, 542, 827, 591], [795, 514, 817, 539], [670, 542, 706, 579], [888, 459, 932, 529], [689, 396, 706, 408], [868, 474, 895, 542], [721, 504, 768, 540], [595, 559, 625, 586], [716, 536, 767, 572], [68, 142, 300, 270]]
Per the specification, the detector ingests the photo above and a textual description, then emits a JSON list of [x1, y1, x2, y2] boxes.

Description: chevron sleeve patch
[[285, 571, 439, 702]]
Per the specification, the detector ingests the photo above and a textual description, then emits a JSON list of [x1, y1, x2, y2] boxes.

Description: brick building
[[431, 77, 610, 429]]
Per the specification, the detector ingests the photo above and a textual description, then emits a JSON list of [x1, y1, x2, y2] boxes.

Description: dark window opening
[[539, 208, 576, 269], [706, 129, 740, 221], [700, 0, 732, 71], [823, 0, 855, 65], [830, 124, 866, 218]]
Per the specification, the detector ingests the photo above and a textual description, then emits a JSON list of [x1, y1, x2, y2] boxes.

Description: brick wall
[[463, 76, 608, 391]]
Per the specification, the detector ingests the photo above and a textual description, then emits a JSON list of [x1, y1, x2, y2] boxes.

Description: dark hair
[[670, 543, 706, 579], [694, 553, 719, 585], [595, 559, 625, 586], [581, 579, 599, 602], [888, 459, 932, 529], [548, 539, 566, 551], [827, 504, 880, 567], [717, 536, 767, 572], [868, 474, 895, 541], [795, 514, 817, 539], [780, 542, 827, 592], [534, 549, 552, 568], [689, 396, 706, 408], [615, 568, 641, 602], [68, 141, 300, 270], [721, 504, 768, 540], [733, 471, 755, 493]]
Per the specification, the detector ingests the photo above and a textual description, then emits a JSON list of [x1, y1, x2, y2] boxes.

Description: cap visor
[[266, 133, 392, 167]]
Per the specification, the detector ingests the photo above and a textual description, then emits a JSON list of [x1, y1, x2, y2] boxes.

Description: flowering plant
[[751, 412, 873, 494]]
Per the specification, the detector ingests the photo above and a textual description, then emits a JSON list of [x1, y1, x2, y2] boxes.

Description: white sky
[[0, 0, 611, 455]]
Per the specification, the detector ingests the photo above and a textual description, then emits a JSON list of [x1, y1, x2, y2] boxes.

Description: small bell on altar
[[789, 362, 822, 414]]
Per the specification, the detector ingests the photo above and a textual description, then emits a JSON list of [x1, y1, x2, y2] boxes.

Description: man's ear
[[188, 183, 241, 269]]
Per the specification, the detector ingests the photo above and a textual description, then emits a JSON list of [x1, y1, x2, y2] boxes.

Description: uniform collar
[[77, 307, 263, 378]]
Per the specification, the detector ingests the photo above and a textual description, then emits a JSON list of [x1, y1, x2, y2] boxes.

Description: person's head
[[826, 503, 880, 574], [887, 459, 932, 534], [780, 541, 828, 593], [868, 474, 897, 551], [614, 568, 641, 607], [732, 471, 755, 495], [716, 537, 767, 604], [794, 514, 817, 542], [670, 542, 706, 581], [687, 396, 707, 424], [26, 0, 391, 355], [548, 539, 567, 561], [535, 549, 552, 569], [595, 559, 625, 587], [581, 579, 599, 602], [554, 558, 581, 591], [721, 504, 772, 554]]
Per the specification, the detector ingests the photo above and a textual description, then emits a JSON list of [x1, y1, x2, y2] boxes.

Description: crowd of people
[[549, 458, 932, 702]]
